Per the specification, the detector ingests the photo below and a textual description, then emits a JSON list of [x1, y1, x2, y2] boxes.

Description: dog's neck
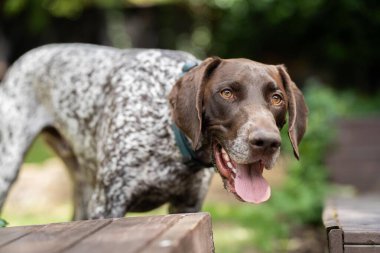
[[171, 60, 212, 170], [171, 124, 212, 170]]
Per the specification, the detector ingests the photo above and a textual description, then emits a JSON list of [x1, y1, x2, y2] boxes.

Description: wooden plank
[[0, 219, 111, 253], [327, 156, 380, 192], [333, 196, 380, 210], [344, 231, 380, 245], [334, 197, 380, 230], [345, 245, 380, 253], [322, 199, 339, 229], [324, 196, 380, 253], [328, 148, 380, 161], [0, 213, 214, 253], [0, 225, 44, 247], [334, 127, 380, 146], [333, 119, 380, 149], [326, 196, 380, 245], [327, 228, 344, 253], [64, 215, 182, 253], [142, 212, 214, 253], [336, 126, 380, 147]]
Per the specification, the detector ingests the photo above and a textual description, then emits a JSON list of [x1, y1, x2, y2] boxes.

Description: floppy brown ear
[[169, 57, 221, 150], [277, 65, 308, 160]]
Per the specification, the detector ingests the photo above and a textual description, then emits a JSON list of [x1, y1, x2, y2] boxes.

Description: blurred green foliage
[[3, 0, 118, 18], [0, 218, 8, 227], [2, 0, 380, 90], [24, 137, 55, 164], [339, 90, 380, 117], [2, 0, 169, 19]]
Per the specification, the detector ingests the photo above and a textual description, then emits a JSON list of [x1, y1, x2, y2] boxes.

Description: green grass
[[24, 136, 54, 164], [2, 203, 73, 226]]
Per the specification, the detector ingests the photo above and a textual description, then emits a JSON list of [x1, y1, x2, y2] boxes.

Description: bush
[[0, 218, 8, 228]]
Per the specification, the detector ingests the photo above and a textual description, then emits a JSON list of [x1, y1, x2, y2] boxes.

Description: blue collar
[[180, 61, 199, 77], [171, 124, 209, 169], [171, 60, 209, 170]]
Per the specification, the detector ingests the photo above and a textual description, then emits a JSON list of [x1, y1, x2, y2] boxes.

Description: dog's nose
[[250, 132, 281, 152]]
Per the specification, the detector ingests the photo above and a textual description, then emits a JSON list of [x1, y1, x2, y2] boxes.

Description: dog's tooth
[[221, 148, 227, 154], [222, 153, 230, 162], [232, 167, 237, 174], [227, 162, 233, 169]]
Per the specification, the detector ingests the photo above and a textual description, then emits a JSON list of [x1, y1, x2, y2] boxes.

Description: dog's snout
[[249, 132, 281, 152]]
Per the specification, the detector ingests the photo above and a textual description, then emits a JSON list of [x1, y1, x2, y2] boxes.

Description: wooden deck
[[323, 196, 380, 253], [0, 212, 214, 253]]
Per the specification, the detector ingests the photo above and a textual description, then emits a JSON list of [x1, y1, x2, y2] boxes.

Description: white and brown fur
[[0, 44, 212, 219]]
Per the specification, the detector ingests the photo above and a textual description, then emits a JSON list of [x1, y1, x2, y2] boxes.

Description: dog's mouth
[[213, 143, 271, 204]]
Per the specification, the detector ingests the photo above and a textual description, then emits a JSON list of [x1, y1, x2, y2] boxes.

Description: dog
[[0, 44, 308, 219]]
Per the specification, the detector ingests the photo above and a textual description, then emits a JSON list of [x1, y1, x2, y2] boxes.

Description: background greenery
[[1, 0, 380, 252], [2, 0, 379, 91]]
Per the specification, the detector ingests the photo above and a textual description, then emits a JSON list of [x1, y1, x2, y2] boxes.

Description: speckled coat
[[0, 44, 213, 219]]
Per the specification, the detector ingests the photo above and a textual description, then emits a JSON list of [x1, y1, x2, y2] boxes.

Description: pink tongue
[[235, 163, 271, 204]]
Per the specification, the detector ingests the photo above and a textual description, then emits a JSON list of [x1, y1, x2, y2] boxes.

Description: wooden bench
[[0, 212, 214, 253], [323, 118, 380, 253], [323, 196, 380, 253]]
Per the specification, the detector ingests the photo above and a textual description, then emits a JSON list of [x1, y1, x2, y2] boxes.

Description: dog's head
[[169, 57, 308, 204]]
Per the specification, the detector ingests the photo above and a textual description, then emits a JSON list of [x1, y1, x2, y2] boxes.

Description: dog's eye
[[220, 88, 234, 100], [271, 94, 283, 105]]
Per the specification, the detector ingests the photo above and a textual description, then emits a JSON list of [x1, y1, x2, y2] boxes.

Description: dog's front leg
[[169, 168, 214, 214], [87, 179, 129, 219]]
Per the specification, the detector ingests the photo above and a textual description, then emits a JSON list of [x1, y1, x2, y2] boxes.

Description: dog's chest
[[96, 51, 187, 160], [95, 51, 197, 188]]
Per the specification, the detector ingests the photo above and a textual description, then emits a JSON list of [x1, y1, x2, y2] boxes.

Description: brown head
[[169, 57, 308, 203]]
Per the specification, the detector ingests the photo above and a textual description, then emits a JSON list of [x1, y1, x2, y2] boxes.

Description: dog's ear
[[169, 57, 221, 150], [277, 65, 308, 160]]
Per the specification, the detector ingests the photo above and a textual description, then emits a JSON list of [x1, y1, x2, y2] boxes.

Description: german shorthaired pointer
[[0, 44, 307, 219]]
